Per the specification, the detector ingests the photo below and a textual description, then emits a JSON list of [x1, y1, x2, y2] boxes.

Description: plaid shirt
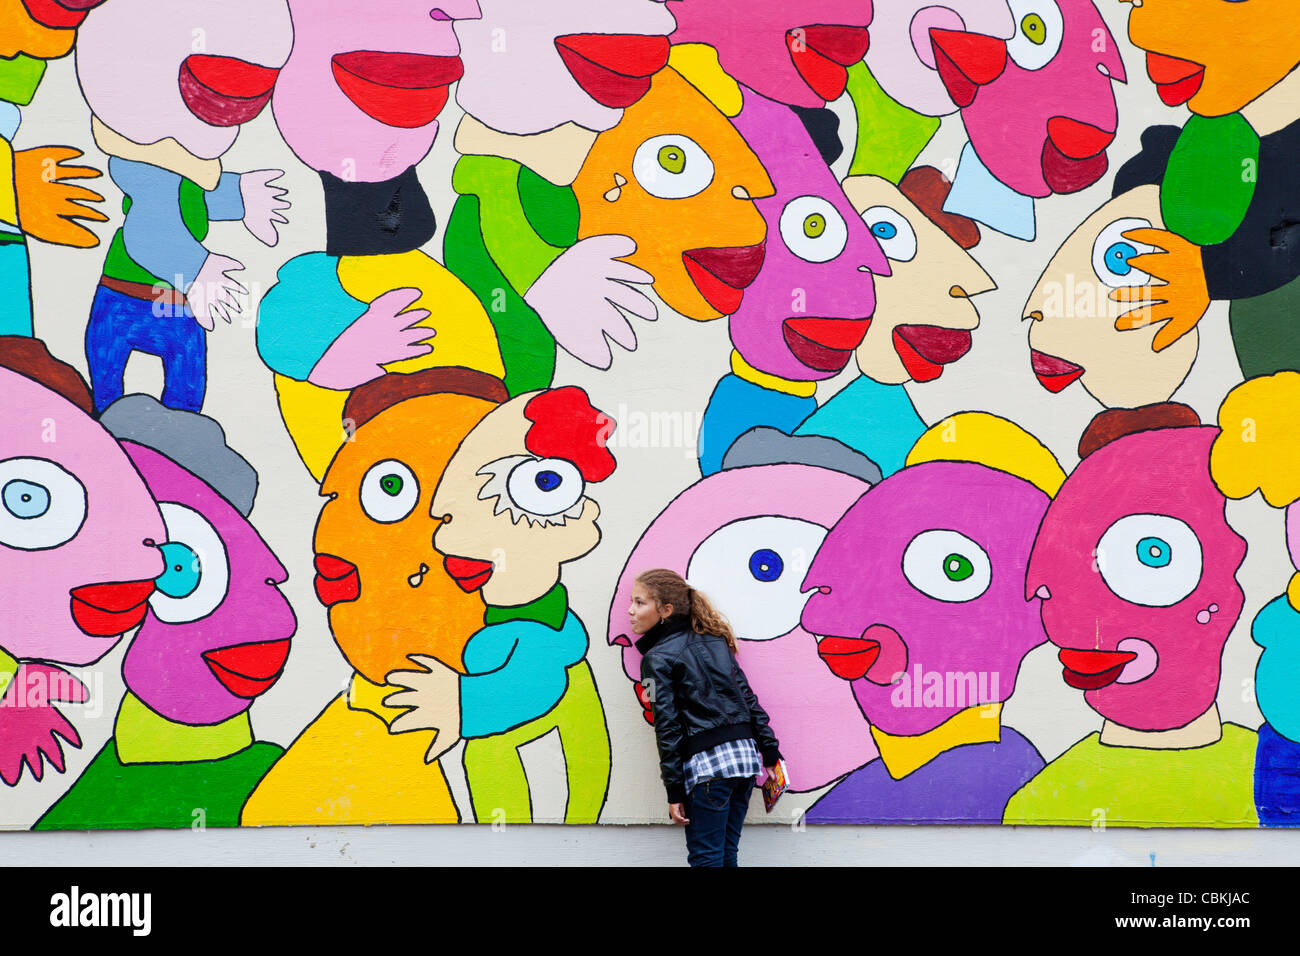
[[684, 737, 763, 794]]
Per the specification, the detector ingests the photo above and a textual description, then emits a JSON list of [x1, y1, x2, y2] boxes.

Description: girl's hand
[[669, 802, 689, 825]]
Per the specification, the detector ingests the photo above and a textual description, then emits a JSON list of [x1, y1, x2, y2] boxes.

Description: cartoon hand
[[0, 664, 88, 787], [239, 169, 291, 247], [307, 288, 433, 390], [188, 253, 248, 330], [13, 147, 109, 248], [524, 234, 657, 370], [1110, 228, 1210, 352], [383, 654, 462, 764]]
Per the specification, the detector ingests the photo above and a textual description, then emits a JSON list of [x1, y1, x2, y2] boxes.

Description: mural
[[3, 0, 1300, 832]]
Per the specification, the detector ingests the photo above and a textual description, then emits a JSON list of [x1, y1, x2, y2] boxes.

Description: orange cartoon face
[[1128, 0, 1300, 116], [314, 382, 504, 684], [573, 66, 775, 321], [0, 0, 85, 60]]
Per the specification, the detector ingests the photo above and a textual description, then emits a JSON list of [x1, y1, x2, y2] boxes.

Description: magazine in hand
[[761, 759, 789, 813]]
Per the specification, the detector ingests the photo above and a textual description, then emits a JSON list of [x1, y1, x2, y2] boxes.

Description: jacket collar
[[634, 613, 692, 655]]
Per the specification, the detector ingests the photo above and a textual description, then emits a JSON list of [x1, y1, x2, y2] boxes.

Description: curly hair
[[635, 568, 737, 653]]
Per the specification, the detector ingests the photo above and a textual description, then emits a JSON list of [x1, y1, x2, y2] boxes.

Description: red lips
[[331, 51, 464, 128], [682, 244, 766, 315], [21, 0, 106, 29], [787, 25, 871, 103], [554, 34, 670, 109], [444, 555, 494, 593], [1146, 52, 1205, 107], [1030, 349, 1085, 393], [817, 636, 882, 681], [1058, 647, 1139, 691], [179, 55, 280, 127], [202, 638, 292, 699], [892, 325, 973, 383], [782, 317, 871, 373], [69, 579, 155, 637], [314, 554, 360, 608], [930, 28, 1007, 108], [634, 680, 655, 725], [1041, 119, 1112, 195]]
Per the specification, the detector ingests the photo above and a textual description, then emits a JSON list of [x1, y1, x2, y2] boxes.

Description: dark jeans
[[684, 776, 754, 867]]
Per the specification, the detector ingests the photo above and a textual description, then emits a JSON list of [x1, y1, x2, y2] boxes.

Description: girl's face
[[628, 582, 666, 635]]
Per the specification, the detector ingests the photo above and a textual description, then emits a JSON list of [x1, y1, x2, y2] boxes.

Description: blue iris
[[748, 548, 783, 582], [1137, 536, 1171, 569], [872, 222, 898, 241], [3, 480, 50, 519], [156, 542, 202, 598], [534, 470, 561, 492], [1105, 241, 1138, 277]]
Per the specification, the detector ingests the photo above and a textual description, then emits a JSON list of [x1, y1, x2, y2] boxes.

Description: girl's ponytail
[[635, 570, 737, 653]]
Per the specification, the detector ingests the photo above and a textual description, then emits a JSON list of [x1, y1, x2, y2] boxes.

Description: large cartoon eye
[[780, 196, 849, 263], [360, 460, 420, 523], [861, 206, 917, 262], [902, 529, 992, 603], [148, 502, 229, 624], [632, 134, 715, 199], [1006, 0, 1063, 71], [686, 516, 828, 641], [507, 458, 585, 517], [0, 457, 87, 551], [1091, 218, 1156, 289], [1096, 514, 1203, 607]]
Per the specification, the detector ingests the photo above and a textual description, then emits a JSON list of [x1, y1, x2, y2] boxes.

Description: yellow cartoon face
[[1024, 186, 1198, 409]]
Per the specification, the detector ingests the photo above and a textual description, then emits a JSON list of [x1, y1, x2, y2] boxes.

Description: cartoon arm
[[0, 653, 89, 788], [230, 170, 291, 247], [1110, 227, 1211, 352]]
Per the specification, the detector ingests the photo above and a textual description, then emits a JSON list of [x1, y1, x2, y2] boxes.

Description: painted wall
[[2, 0, 1299, 833]]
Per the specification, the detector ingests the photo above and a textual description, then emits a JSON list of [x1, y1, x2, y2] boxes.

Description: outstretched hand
[[1110, 228, 1210, 352]]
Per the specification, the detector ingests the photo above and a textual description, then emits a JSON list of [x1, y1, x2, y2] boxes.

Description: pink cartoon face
[[865, 0, 1014, 117], [728, 91, 889, 382], [668, 0, 872, 108], [120, 444, 295, 727], [272, 0, 482, 181], [1028, 427, 1245, 732], [76, 0, 294, 160], [455, 0, 674, 135], [608, 464, 877, 792], [0, 369, 163, 666], [801, 461, 1049, 737], [933, 0, 1125, 197]]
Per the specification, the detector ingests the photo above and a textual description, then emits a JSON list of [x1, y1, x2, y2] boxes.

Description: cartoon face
[[1024, 186, 1196, 408], [846, 173, 993, 385], [118, 444, 295, 726], [0, 0, 110, 61], [1128, 0, 1300, 117], [726, 92, 889, 382], [1029, 426, 1244, 731], [667, 0, 872, 108], [864, 0, 1014, 117], [75, 0, 292, 161], [455, 0, 674, 136], [934, 0, 1125, 198], [573, 67, 774, 321], [0, 368, 164, 666], [801, 461, 1049, 737], [271, 0, 481, 182], [431, 388, 613, 608], [608, 464, 877, 792], [315, 390, 498, 685]]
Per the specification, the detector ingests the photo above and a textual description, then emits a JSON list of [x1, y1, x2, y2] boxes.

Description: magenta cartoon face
[[728, 91, 889, 382], [0, 369, 163, 667], [1028, 425, 1245, 732], [76, 0, 294, 160], [933, 0, 1125, 197], [667, 0, 872, 108], [608, 464, 878, 791], [801, 461, 1050, 736], [118, 443, 295, 727], [455, 0, 674, 136], [272, 0, 483, 182]]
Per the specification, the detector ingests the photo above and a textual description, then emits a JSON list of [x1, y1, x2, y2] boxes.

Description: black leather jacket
[[636, 615, 782, 803]]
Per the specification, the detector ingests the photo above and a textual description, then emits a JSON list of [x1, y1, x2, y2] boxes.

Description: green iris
[[803, 213, 826, 238], [1021, 13, 1046, 45], [943, 553, 974, 582], [658, 145, 686, 174], [380, 474, 405, 497]]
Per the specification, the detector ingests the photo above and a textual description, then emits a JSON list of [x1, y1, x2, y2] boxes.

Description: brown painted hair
[[635, 568, 737, 653]]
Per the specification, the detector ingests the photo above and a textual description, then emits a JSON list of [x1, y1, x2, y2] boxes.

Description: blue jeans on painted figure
[[85, 284, 207, 413], [684, 776, 754, 867]]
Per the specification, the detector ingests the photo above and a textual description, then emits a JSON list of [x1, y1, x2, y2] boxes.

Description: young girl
[[629, 568, 782, 867]]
